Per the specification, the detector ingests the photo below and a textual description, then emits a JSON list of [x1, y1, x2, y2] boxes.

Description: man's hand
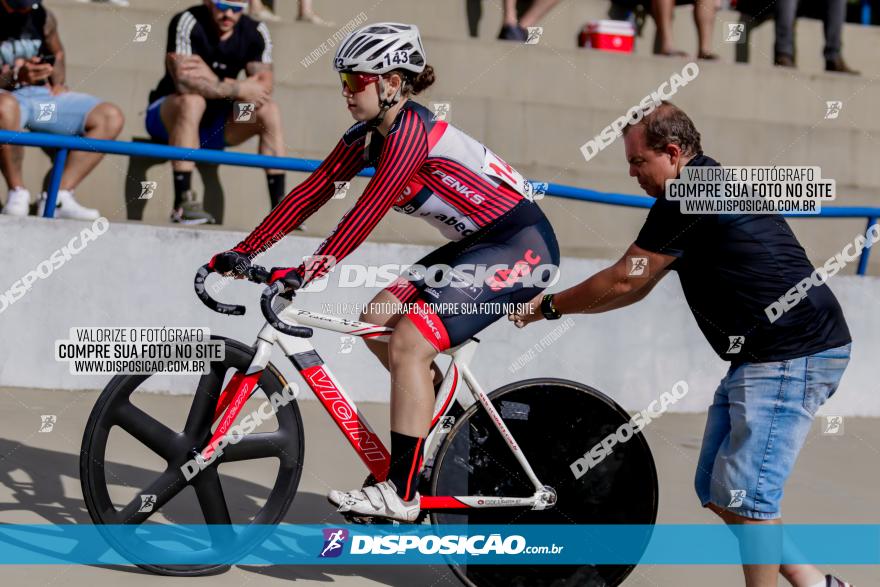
[[0, 64, 13, 89], [236, 78, 270, 108], [508, 292, 545, 329], [17, 57, 53, 85], [176, 55, 218, 83]]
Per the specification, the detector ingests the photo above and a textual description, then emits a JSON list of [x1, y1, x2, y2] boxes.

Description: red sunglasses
[[340, 72, 380, 94]]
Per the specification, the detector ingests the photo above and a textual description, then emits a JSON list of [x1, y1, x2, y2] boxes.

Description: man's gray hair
[[623, 101, 702, 156]]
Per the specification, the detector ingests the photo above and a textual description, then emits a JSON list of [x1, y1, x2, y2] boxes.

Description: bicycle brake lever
[[247, 265, 271, 284]]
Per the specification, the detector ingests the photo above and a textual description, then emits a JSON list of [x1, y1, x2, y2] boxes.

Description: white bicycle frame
[[240, 301, 555, 511]]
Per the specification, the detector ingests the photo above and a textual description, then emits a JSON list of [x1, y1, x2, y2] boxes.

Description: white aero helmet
[[333, 22, 426, 75]]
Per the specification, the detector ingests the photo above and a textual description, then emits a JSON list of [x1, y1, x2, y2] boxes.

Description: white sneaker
[[2, 187, 31, 216], [328, 481, 421, 522], [38, 190, 100, 220]]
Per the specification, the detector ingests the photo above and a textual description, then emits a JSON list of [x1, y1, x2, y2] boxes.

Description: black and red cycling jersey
[[234, 100, 534, 284]]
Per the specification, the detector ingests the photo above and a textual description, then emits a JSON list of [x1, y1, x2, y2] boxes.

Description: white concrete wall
[[0, 216, 877, 416]]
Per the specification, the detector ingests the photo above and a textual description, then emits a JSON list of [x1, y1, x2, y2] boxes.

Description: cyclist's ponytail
[[406, 64, 435, 96]]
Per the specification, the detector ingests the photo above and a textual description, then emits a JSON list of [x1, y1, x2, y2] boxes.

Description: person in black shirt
[[510, 102, 853, 587], [146, 0, 285, 224]]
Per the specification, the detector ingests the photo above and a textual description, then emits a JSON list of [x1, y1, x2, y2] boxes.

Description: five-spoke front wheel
[[79, 336, 304, 576]]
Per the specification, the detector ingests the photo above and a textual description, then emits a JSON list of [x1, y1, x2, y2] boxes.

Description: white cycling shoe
[[328, 480, 421, 522], [37, 190, 100, 220], [2, 187, 31, 216]]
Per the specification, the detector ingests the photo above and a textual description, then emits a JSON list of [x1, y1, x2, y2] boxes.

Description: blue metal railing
[[0, 129, 877, 275]]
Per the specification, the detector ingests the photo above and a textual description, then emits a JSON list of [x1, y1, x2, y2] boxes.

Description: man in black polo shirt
[[147, 0, 286, 224], [511, 102, 852, 587]]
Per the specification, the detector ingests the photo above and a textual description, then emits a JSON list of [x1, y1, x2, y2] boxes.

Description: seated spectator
[[146, 0, 286, 225], [774, 0, 859, 73], [0, 0, 124, 219], [650, 0, 718, 59]]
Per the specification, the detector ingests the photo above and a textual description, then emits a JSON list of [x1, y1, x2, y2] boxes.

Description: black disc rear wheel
[[80, 336, 305, 576], [430, 378, 658, 587]]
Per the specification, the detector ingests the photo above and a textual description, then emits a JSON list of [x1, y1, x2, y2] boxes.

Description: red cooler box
[[578, 20, 635, 53]]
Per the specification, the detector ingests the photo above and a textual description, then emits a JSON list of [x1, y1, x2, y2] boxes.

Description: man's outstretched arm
[[554, 243, 675, 314], [511, 243, 675, 327]]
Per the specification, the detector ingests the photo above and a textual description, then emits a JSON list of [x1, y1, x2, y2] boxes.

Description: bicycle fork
[[198, 340, 274, 462]]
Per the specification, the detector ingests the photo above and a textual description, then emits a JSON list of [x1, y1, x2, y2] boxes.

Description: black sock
[[267, 173, 286, 208], [173, 171, 192, 209], [387, 431, 424, 501]]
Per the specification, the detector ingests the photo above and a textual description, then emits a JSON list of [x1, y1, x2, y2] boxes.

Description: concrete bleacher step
[[50, 0, 880, 77], [49, 1, 879, 131], [63, 60, 880, 196], [17, 0, 880, 274]]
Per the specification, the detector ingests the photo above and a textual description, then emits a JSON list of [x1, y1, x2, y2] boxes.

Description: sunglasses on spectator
[[340, 72, 381, 94], [212, 0, 247, 13], [1, 0, 41, 13]]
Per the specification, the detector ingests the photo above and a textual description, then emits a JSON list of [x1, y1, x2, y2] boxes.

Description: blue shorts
[[695, 343, 851, 519], [145, 95, 229, 150], [9, 85, 101, 135]]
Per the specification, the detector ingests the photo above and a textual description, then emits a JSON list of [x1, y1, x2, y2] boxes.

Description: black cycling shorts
[[384, 200, 560, 351]]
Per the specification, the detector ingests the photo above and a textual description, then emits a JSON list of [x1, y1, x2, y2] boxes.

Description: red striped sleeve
[[233, 136, 365, 255], [297, 109, 429, 285]]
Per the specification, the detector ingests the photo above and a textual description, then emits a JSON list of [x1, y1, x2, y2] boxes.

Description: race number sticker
[[482, 149, 528, 198], [383, 51, 410, 67]]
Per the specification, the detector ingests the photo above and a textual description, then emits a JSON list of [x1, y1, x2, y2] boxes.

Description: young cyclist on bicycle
[[209, 22, 559, 521]]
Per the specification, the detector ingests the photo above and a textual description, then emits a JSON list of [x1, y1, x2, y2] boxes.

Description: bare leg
[[780, 563, 825, 587], [388, 317, 437, 437], [518, 0, 560, 28], [707, 503, 828, 586], [160, 93, 207, 174], [360, 290, 443, 388], [59, 102, 124, 191], [224, 99, 287, 195], [502, 0, 518, 26], [652, 0, 683, 55], [0, 92, 25, 189], [707, 504, 780, 586], [693, 0, 717, 57]]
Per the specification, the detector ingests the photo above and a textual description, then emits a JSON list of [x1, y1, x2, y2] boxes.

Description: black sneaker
[[170, 190, 215, 225], [498, 24, 527, 42], [827, 575, 853, 587]]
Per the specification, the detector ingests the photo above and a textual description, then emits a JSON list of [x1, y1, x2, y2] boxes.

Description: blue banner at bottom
[[0, 524, 878, 565]]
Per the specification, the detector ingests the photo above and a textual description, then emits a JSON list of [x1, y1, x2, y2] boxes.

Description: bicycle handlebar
[[259, 281, 313, 338], [194, 264, 313, 338]]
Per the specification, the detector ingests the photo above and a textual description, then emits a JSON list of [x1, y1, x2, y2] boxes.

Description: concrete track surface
[[0, 387, 877, 586]]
